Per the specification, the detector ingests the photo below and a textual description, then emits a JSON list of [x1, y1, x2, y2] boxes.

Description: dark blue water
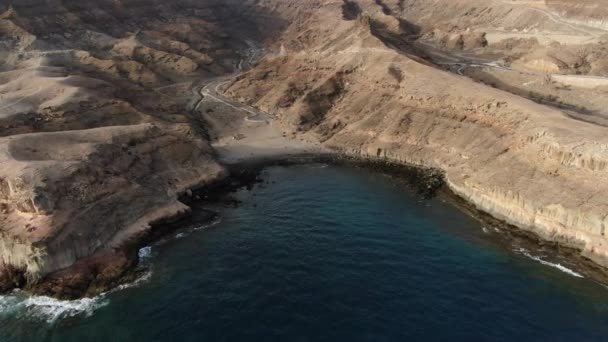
[[2, 165, 608, 341]]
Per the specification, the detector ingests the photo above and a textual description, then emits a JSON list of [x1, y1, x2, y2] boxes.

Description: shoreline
[[228, 152, 608, 284], [2, 152, 607, 299]]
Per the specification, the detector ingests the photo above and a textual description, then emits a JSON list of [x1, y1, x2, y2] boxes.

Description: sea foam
[[138, 246, 153, 260], [0, 292, 108, 323], [0, 245, 155, 323], [518, 248, 584, 278], [194, 216, 222, 231]]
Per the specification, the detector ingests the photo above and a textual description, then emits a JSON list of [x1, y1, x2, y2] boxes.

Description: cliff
[[0, 0, 261, 296], [224, 0, 608, 268], [2, 0, 608, 297]]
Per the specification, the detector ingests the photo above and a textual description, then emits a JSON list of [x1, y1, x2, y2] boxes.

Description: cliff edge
[[224, 0, 608, 269]]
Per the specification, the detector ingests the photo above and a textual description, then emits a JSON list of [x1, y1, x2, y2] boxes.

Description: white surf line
[[517, 248, 584, 278], [0, 269, 154, 324], [0, 245, 154, 323], [2, 294, 110, 324]]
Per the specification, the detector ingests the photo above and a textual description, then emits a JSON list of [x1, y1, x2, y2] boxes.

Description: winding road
[[191, 40, 269, 123]]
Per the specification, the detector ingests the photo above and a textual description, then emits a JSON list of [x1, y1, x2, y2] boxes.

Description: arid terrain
[[1, 0, 608, 298]]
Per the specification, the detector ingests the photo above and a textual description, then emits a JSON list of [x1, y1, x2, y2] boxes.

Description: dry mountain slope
[[0, 0, 286, 297], [224, 0, 608, 269], [1, 0, 608, 297]]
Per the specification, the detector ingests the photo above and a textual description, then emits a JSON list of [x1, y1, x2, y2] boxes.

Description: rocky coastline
[[2, 0, 608, 300], [220, 0, 608, 286], [0, 151, 439, 298], [2, 149, 608, 298]]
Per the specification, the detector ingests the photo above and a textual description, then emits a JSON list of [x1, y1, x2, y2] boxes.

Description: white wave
[[111, 270, 152, 293], [0, 292, 108, 324], [518, 248, 584, 278], [0, 294, 20, 314], [0, 248, 156, 324], [194, 217, 222, 231], [175, 233, 186, 239], [481, 227, 489, 234], [0, 215, 216, 323], [21, 295, 108, 323], [138, 246, 152, 260], [0, 269, 154, 323]]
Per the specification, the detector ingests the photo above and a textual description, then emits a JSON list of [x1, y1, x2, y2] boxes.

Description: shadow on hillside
[[342, 0, 362, 20], [368, 18, 434, 68]]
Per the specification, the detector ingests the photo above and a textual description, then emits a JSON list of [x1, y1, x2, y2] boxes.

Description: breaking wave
[[111, 270, 153, 293], [0, 246, 155, 324], [138, 246, 153, 260], [0, 292, 109, 323], [194, 216, 222, 231], [517, 248, 584, 278]]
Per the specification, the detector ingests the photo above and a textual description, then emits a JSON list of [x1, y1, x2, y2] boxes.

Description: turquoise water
[[2, 165, 608, 341]]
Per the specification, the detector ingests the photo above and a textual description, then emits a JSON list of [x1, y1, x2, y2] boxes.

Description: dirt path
[[191, 45, 328, 164]]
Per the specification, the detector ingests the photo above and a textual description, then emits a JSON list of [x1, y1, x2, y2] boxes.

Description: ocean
[[2, 165, 608, 341]]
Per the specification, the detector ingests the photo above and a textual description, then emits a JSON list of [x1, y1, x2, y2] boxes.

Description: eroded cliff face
[[0, 124, 225, 276], [224, 0, 608, 268], [0, 0, 280, 296]]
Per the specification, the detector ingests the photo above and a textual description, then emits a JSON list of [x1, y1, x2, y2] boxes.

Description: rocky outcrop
[[0, 123, 226, 291], [423, 29, 488, 50], [0, 0, 265, 296]]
